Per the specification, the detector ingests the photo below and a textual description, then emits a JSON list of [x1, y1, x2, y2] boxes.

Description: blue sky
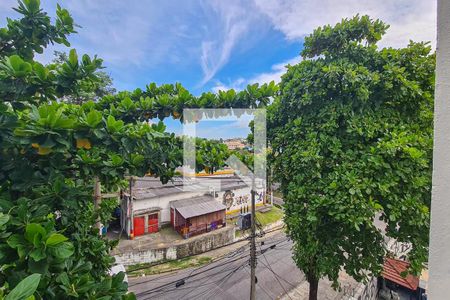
[[0, 0, 436, 138]]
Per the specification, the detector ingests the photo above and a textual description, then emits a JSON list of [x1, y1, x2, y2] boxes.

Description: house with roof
[[120, 175, 266, 239], [379, 257, 427, 300]]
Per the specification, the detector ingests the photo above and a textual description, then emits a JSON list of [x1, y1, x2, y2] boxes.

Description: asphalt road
[[129, 232, 305, 300]]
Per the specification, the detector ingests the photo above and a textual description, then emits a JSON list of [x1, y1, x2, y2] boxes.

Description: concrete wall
[[429, 0, 450, 298], [176, 226, 235, 258], [216, 186, 264, 213], [114, 226, 235, 266], [114, 246, 178, 266], [343, 277, 378, 300], [133, 191, 204, 223]]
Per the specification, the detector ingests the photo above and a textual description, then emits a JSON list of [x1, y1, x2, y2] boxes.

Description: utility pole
[[93, 176, 102, 234], [250, 177, 256, 300]]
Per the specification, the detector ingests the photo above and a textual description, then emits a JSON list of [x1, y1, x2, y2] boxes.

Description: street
[[129, 232, 305, 299]]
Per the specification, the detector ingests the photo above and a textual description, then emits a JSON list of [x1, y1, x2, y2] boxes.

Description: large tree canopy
[[268, 15, 434, 300], [0, 1, 276, 298]]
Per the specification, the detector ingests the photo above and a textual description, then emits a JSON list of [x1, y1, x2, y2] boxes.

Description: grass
[[127, 256, 212, 277], [255, 206, 284, 227], [231, 206, 284, 238]]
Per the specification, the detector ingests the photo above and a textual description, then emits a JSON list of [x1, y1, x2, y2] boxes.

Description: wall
[[114, 226, 235, 266], [429, 0, 450, 298], [176, 225, 234, 258], [133, 190, 204, 224], [342, 277, 378, 300], [217, 186, 265, 214]]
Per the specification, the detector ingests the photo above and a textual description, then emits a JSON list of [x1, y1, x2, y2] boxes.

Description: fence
[[176, 219, 226, 239]]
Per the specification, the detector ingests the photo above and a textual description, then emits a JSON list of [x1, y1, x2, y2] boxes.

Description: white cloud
[[249, 56, 302, 85], [1, 0, 436, 91], [212, 56, 302, 92], [212, 78, 247, 93], [253, 0, 436, 48], [212, 0, 436, 92], [198, 0, 268, 86]]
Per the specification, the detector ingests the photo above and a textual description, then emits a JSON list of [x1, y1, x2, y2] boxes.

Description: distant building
[[120, 175, 265, 239], [223, 138, 246, 150]]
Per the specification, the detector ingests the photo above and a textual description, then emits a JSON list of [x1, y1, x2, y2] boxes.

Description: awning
[[170, 195, 226, 219], [382, 258, 419, 291]]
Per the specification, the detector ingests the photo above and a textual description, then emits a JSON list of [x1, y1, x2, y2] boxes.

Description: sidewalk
[[281, 271, 376, 300], [110, 226, 183, 255], [128, 223, 286, 277]]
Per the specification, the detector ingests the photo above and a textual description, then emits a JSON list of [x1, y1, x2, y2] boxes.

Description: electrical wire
[[242, 265, 274, 299], [178, 262, 246, 300], [129, 243, 249, 288], [138, 263, 245, 298], [131, 232, 292, 298], [134, 252, 250, 297], [141, 262, 247, 300], [258, 242, 295, 300]]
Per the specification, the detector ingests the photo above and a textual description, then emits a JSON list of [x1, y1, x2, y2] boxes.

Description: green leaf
[[122, 293, 137, 300], [46, 233, 68, 246], [0, 213, 9, 227], [68, 49, 78, 66], [56, 272, 70, 286], [86, 110, 103, 128], [23, 0, 40, 13], [5, 55, 32, 77], [29, 248, 46, 261], [7, 234, 25, 248], [48, 242, 74, 259], [25, 224, 46, 244], [33, 62, 47, 80], [5, 273, 41, 300]]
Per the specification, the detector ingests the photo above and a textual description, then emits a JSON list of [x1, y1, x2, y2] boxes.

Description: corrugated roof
[[131, 177, 184, 200], [129, 176, 250, 200], [170, 195, 226, 219], [381, 258, 419, 291]]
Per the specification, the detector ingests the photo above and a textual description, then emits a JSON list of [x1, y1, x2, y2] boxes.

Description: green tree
[[52, 51, 116, 104], [0, 1, 178, 298], [268, 15, 434, 300], [196, 139, 229, 174], [0, 1, 278, 298]]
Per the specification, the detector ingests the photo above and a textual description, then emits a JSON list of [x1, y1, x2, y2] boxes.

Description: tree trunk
[[308, 275, 319, 300]]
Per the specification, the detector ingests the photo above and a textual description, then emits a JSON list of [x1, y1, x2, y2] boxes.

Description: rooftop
[[382, 257, 419, 291], [129, 175, 250, 200], [170, 195, 226, 219]]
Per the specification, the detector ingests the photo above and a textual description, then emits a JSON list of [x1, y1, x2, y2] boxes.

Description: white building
[[120, 175, 266, 238]]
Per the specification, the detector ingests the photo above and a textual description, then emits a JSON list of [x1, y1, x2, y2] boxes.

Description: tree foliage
[[52, 51, 116, 104], [195, 139, 229, 174], [0, 1, 144, 298], [0, 1, 277, 298], [268, 15, 434, 299]]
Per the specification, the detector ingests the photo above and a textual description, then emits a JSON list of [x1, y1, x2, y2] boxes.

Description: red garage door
[[133, 216, 145, 236], [148, 213, 158, 233]]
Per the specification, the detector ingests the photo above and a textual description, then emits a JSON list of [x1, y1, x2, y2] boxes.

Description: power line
[[130, 231, 292, 298], [134, 252, 250, 297], [140, 260, 248, 300], [179, 262, 246, 300], [258, 243, 297, 289], [125, 225, 285, 275], [243, 265, 274, 299], [129, 243, 249, 288]]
